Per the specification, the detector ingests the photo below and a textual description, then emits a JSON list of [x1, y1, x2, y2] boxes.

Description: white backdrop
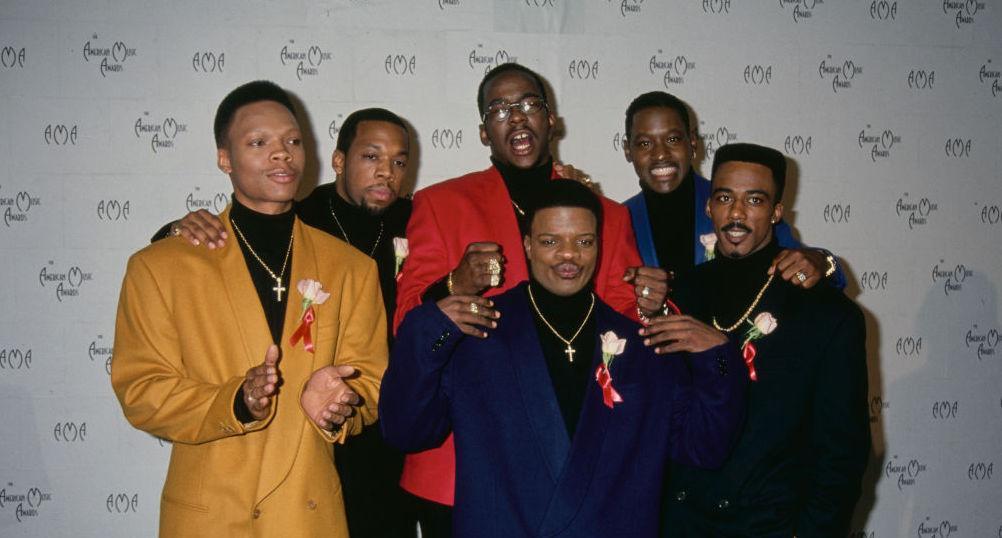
[[1, 1, 1000, 537]]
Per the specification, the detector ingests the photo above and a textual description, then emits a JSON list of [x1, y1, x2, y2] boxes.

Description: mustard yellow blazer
[[112, 206, 387, 537]]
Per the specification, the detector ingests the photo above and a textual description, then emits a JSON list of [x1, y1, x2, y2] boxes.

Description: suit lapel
[[537, 304, 618, 536], [218, 206, 273, 370], [504, 287, 571, 483], [625, 194, 660, 268], [256, 218, 323, 502]]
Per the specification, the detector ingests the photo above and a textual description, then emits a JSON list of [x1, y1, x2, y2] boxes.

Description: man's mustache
[[722, 222, 752, 233]]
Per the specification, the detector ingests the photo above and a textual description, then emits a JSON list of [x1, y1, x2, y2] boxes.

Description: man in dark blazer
[[649, 143, 870, 537], [381, 179, 747, 537], [391, 64, 669, 535]]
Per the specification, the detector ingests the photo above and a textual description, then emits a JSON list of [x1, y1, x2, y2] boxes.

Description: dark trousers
[[335, 421, 418, 538], [404, 491, 452, 538]]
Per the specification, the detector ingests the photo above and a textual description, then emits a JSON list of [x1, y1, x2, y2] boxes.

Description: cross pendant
[[564, 344, 576, 363], [273, 278, 287, 302]]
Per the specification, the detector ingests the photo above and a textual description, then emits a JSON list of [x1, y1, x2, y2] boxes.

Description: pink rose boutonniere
[[740, 312, 778, 381], [699, 233, 717, 261], [289, 279, 331, 353], [596, 331, 627, 408], [393, 237, 408, 280]]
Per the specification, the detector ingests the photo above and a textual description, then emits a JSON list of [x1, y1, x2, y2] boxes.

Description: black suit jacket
[[663, 267, 870, 538]]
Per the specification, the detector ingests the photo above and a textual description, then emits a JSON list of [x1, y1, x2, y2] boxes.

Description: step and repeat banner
[[1, 1, 1000, 536]]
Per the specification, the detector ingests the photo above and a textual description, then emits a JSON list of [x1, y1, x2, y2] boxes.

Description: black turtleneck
[[642, 172, 695, 276], [295, 182, 412, 333], [703, 238, 782, 326], [229, 197, 295, 345], [524, 279, 596, 438], [492, 156, 552, 228]]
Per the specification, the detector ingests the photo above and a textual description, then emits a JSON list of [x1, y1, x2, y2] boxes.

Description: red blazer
[[393, 165, 643, 505]]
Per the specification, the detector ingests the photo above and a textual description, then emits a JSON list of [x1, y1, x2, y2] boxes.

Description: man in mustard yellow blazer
[[111, 81, 387, 537]]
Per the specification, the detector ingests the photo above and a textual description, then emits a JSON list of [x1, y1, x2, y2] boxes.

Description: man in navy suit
[[381, 179, 747, 537]]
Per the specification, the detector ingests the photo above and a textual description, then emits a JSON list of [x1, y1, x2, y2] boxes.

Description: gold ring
[[469, 302, 479, 314], [487, 258, 501, 275], [795, 271, 808, 282]]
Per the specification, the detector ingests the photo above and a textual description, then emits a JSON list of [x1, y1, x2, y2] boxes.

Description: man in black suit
[[648, 143, 870, 537]]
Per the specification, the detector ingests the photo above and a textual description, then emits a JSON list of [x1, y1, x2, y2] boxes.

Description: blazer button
[[252, 508, 261, 519], [306, 499, 317, 510], [717, 499, 730, 510], [675, 490, 687, 502]]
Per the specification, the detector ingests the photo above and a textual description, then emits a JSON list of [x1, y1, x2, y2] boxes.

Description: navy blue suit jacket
[[381, 283, 747, 537]]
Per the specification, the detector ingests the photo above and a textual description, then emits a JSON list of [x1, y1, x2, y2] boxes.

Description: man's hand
[[436, 295, 499, 338], [639, 315, 728, 354], [770, 248, 827, 289], [553, 161, 595, 190], [623, 266, 669, 317], [241, 344, 281, 421], [173, 209, 228, 249], [448, 242, 504, 296], [301, 365, 361, 431]]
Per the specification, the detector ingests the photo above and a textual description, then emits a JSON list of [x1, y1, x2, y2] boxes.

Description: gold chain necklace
[[527, 285, 595, 363], [712, 272, 775, 333], [511, 199, 525, 216], [329, 198, 383, 257], [230, 218, 294, 302]]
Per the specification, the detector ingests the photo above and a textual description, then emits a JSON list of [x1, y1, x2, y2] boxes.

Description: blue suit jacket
[[381, 283, 747, 537], [623, 173, 846, 288]]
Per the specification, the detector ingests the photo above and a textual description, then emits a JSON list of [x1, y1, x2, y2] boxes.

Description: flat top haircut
[[214, 80, 297, 148], [711, 142, 788, 202], [522, 179, 603, 236], [335, 108, 409, 154], [477, 62, 548, 116], [624, 91, 692, 139]]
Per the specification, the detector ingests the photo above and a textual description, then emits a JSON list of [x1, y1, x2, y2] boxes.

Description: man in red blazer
[[394, 63, 668, 536]]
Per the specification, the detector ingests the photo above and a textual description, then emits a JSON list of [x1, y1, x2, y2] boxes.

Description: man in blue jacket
[[621, 91, 844, 289], [381, 179, 748, 537]]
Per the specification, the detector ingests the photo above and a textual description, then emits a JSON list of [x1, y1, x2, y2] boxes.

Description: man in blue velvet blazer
[[620, 91, 845, 289], [381, 179, 747, 537]]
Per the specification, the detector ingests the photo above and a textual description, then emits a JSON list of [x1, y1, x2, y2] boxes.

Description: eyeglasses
[[482, 97, 548, 123]]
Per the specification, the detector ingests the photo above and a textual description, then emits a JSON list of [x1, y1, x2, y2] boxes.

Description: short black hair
[[336, 108, 409, 154], [711, 142, 787, 202], [624, 91, 692, 140], [521, 179, 603, 237], [477, 63, 548, 117], [214, 80, 296, 147]]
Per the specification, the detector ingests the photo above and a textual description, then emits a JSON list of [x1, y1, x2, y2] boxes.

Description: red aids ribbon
[[290, 306, 316, 353], [595, 364, 624, 408], [742, 341, 758, 381]]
